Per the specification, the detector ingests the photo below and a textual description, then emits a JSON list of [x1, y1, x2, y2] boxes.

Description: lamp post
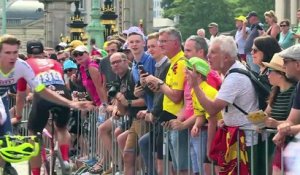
[[101, 0, 118, 41], [86, 0, 105, 48], [1, 0, 7, 35]]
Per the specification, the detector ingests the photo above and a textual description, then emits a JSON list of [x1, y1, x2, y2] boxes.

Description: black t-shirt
[[118, 69, 146, 119], [292, 82, 300, 109]]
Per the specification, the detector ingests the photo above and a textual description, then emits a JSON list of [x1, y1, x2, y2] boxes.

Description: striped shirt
[[271, 85, 296, 121]]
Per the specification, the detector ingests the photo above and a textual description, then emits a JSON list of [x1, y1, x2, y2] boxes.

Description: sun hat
[[262, 53, 285, 72]]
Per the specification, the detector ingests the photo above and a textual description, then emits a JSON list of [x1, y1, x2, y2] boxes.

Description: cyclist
[[0, 35, 93, 174]]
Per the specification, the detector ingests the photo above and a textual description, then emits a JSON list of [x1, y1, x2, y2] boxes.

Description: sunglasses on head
[[64, 68, 76, 74], [73, 51, 85, 57]]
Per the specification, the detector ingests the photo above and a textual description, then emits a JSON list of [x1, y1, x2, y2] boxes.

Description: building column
[[86, 0, 105, 48], [291, 0, 298, 25], [275, 0, 285, 24]]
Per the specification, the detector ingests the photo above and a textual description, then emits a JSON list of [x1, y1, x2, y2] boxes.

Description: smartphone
[[138, 65, 146, 74]]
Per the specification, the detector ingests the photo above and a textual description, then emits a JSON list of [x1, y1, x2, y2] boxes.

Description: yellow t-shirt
[[163, 51, 186, 115], [192, 81, 222, 120]]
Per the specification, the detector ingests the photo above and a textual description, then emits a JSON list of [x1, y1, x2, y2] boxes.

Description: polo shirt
[[132, 52, 156, 110], [192, 81, 222, 120], [163, 51, 186, 115]]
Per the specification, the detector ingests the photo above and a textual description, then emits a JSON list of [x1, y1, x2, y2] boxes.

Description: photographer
[[95, 52, 145, 174]]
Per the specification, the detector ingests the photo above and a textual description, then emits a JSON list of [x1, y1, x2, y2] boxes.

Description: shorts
[[155, 124, 172, 161], [190, 128, 209, 174], [124, 119, 149, 152], [28, 84, 71, 133], [169, 129, 191, 171]]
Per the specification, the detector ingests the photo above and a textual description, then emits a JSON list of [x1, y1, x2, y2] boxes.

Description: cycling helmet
[[63, 60, 77, 70], [0, 136, 40, 163]]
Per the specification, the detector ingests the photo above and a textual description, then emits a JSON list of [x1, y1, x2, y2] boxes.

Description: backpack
[[227, 68, 271, 113]]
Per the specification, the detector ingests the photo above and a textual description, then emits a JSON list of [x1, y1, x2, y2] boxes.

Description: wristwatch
[[127, 100, 132, 108], [157, 81, 165, 90]]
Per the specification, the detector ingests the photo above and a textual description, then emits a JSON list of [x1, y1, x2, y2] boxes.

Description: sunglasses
[[251, 48, 259, 53], [73, 51, 85, 57], [280, 25, 287, 27], [64, 68, 76, 74], [283, 58, 297, 64]]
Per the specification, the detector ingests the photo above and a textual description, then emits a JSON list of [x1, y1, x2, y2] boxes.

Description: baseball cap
[[262, 53, 285, 72], [278, 45, 300, 60], [235, 15, 247, 22], [186, 57, 210, 76], [246, 11, 258, 19], [208, 22, 218, 28], [65, 40, 84, 52], [27, 40, 44, 54], [73, 45, 89, 53], [126, 26, 145, 37], [63, 60, 77, 70]]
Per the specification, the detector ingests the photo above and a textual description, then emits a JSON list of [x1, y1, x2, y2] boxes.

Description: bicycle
[[41, 109, 72, 175], [0, 133, 41, 175]]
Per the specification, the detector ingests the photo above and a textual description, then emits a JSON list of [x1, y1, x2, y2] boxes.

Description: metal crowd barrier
[[10, 97, 290, 175]]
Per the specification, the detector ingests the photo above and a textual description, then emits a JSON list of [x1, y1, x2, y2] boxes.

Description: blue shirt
[[132, 52, 156, 110]]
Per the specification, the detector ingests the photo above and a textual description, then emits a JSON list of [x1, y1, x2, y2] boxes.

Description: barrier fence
[[12, 100, 290, 175]]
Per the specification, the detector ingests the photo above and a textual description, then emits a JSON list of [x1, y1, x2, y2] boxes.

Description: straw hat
[[262, 53, 285, 72]]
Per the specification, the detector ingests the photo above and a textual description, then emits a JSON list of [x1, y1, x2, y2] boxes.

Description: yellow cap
[[65, 40, 84, 52], [235, 15, 247, 22]]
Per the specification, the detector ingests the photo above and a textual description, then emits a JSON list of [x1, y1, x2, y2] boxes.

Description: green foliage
[[161, 0, 275, 39]]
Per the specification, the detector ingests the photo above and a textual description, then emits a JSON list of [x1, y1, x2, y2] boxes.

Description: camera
[[107, 82, 120, 98]]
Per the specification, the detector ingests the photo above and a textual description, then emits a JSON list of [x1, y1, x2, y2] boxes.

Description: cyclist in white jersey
[[0, 34, 94, 174]]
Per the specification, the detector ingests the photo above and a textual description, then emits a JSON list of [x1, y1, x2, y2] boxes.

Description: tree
[[161, 0, 274, 39]]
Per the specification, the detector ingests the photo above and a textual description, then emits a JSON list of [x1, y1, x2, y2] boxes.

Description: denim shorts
[[168, 129, 191, 171], [190, 129, 208, 174]]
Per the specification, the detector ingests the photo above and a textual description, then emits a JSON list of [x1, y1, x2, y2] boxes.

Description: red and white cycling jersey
[[17, 58, 65, 92], [0, 58, 41, 95]]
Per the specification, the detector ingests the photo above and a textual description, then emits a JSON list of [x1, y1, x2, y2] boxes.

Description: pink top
[[207, 70, 222, 90], [79, 59, 102, 106], [183, 81, 194, 120]]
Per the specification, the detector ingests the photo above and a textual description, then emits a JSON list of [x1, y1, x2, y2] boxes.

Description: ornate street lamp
[[101, 0, 118, 40], [67, 0, 87, 42]]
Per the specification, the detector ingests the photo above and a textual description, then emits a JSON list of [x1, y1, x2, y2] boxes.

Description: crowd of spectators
[[5, 8, 300, 175]]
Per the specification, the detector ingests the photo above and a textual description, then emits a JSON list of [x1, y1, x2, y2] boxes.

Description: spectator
[[196, 28, 210, 45], [264, 10, 280, 40], [244, 11, 264, 73], [278, 19, 295, 49], [273, 44, 300, 151], [99, 40, 120, 91], [208, 22, 219, 42], [292, 8, 300, 44], [145, 27, 188, 175], [251, 36, 281, 79], [235, 15, 249, 62], [72, 45, 108, 106], [57, 50, 70, 65], [262, 53, 296, 175], [184, 35, 222, 90], [123, 28, 155, 175], [251, 35, 282, 174], [186, 35, 259, 174], [137, 32, 170, 175]]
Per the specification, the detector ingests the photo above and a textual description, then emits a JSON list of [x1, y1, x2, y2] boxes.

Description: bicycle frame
[[42, 115, 70, 175]]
